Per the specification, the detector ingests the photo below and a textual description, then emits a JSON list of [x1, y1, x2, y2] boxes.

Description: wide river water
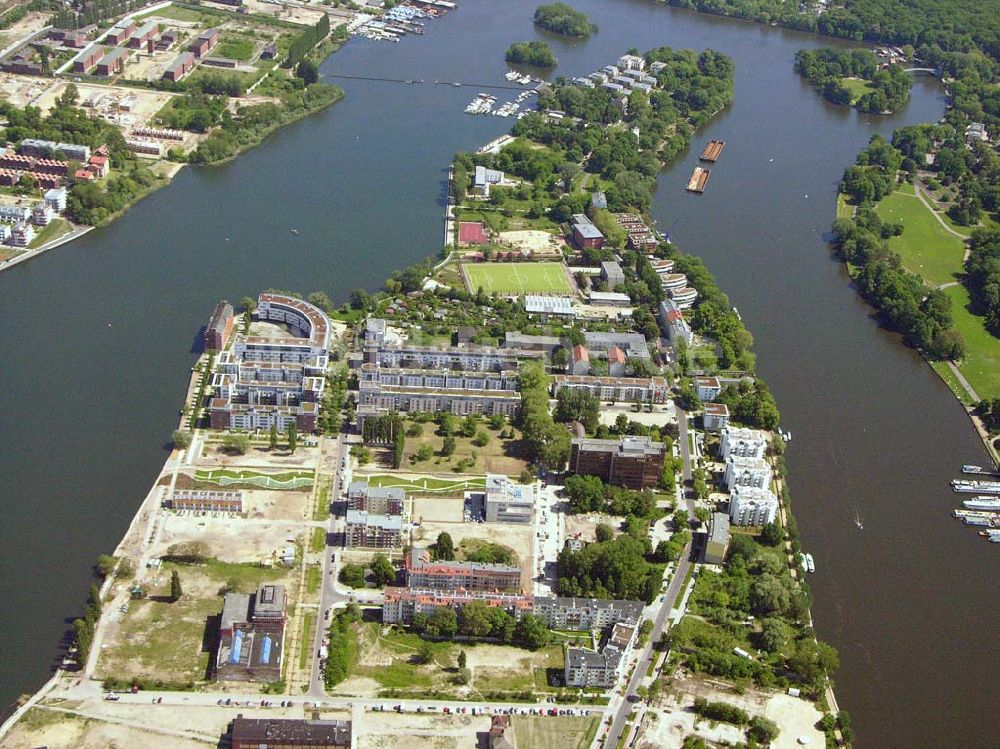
[[0, 0, 992, 745]]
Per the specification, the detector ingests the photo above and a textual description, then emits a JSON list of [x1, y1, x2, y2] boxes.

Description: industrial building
[[166, 489, 243, 513], [204, 300, 234, 352], [229, 717, 351, 749], [215, 584, 286, 682]]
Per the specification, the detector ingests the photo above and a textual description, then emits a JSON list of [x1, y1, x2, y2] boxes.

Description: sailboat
[[853, 505, 864, 530]]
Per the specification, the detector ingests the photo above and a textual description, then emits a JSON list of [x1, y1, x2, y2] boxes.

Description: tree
[[172, 429, 191, 449], [460, 600, 494, 637], [239, 296, 256, 314], [758, 617, 790, 653], [170, 569, 183, 601], [370, 554, 395, 587], [514, 613, 550, 649], [414, 444, 434, 462], [287, 422, 298, 453], [269, 423, 279, 451], [58, 82, 79, 108], [406, 422, 424, 438], [472, 430, 490, 447], [338, 563, 366, 588], [441, 435, 456, 456], [425, 607, 458, 638], [223, 433, 250, 454], [415, 641, 436, 664], [760, 522, 783, 546], [595, 523, 614, 542], [432, 532, 455, 561], [457, 649, 467, 669]]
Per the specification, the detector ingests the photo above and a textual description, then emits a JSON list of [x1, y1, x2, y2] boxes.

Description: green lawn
[[365, 474, 487, 493], [513, 716, 600, 749], [875, 189, 967, 286], [216, 36, 256, 61], [195, 468, 313, 489], [306, 564, 321, 594], [840, 76, 874, 104], [28, 218, 72, 250], [299, 611, 316, 669], [462, 261, 573, 295], [944, 284, 1000, 399]]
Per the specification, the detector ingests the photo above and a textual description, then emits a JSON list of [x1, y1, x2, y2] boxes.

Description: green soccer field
[[461, 262, 573, 295]]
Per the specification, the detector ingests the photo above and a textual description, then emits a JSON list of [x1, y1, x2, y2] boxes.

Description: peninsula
[[0, 42, 848, 749]]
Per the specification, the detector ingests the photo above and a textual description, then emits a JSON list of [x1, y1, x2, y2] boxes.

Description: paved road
[[601, 406, 699, 749], [308, 434, 346, 697], [601, 548, 692, 749]]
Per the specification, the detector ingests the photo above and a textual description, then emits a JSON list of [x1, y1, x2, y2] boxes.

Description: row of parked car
[[369, 704, 592, 717]]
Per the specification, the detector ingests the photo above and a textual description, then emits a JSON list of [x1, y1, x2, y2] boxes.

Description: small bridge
[[903, 67, 939, 74]]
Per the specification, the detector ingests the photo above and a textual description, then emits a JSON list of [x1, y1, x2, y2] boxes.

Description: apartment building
[[347, 481, 404, 515], [720, 426, 769, 461], [345, 510, 403, 549], [569, 436, 666, 489], [703, 402, 730, 432], [532, 596, 643, 630], [404, 546, 521, 592], [166, 489, 243, 513], [729, 484, 779, 527], [381, 587, 533, 625], [723, 455, 772, 491], [209, 294, 330, 433], [694, 376, 721, 402]]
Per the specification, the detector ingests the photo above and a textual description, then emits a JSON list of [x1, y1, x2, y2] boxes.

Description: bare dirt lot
[[640, 674, 824, 749], [564, 512, 628, 544], [195, 442, 321, 470], [356, 711, 481, 749], [412, 496, 465, 523], [154, 513, 308, 563], [498, 229, 560, 252]]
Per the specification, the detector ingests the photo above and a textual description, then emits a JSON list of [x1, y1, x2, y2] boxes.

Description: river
[[0, 0, 991, 746]]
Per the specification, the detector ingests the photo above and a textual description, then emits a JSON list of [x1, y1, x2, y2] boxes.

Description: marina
[[700, 139, 726, 162], [951, 479, 1000, 494], [351, 1, 451, 43], [686, 166, 710, 193]]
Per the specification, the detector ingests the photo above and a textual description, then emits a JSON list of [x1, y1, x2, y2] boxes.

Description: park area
[[840, 76, 874, 104], [398, 418, 530, 476], [461, 261, 574, 295], [941, 284, 1000, 399], [875, 187, 967, 287]]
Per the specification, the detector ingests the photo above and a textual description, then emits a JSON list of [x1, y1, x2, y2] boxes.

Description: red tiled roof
[[607, 346, 626, 364], [572, 344, 589, 362]]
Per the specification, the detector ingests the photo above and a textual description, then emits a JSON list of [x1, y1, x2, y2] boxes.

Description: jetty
[[700, 140, 725, 162], [687, 166, 710, 193]]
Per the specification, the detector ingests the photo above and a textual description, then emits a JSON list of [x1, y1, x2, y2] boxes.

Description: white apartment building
[[720, 426, 769, 461], [730, 484, 779, 526], [724, 455, 772, 490]]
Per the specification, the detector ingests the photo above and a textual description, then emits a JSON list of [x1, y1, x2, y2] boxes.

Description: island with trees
[[505, 40, 558, 67], [794, 48, 912, 112], [533, 2, 596, 38]]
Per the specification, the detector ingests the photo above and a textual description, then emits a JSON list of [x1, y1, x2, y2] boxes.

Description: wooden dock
[[700, 140, 725, 162], [686, 166, 710, 193]]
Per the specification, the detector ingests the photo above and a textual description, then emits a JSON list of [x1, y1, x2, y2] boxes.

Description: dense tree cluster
[[324, 605, 361, 687], [189, 82, 342, 164], [505, 41, 558, 67], [533, 2, 595, 38], [563, 474, 659, 517], [795, 48, 911, 112], [831, 202, 966, 360], [517, 362, 571, 471], [964, 228, 1000, 334], [716, 381, 781, 430], [556, 533, 662, 602], [553, 388, 600, 432], [283, 14, 330, 69]]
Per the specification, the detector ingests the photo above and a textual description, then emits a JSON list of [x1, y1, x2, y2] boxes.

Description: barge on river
[[700, 140, 725, 162], [687, 166, 710, 193]]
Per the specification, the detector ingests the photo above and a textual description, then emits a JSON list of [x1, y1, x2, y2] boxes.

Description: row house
[[551, 374, 669, 404]]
